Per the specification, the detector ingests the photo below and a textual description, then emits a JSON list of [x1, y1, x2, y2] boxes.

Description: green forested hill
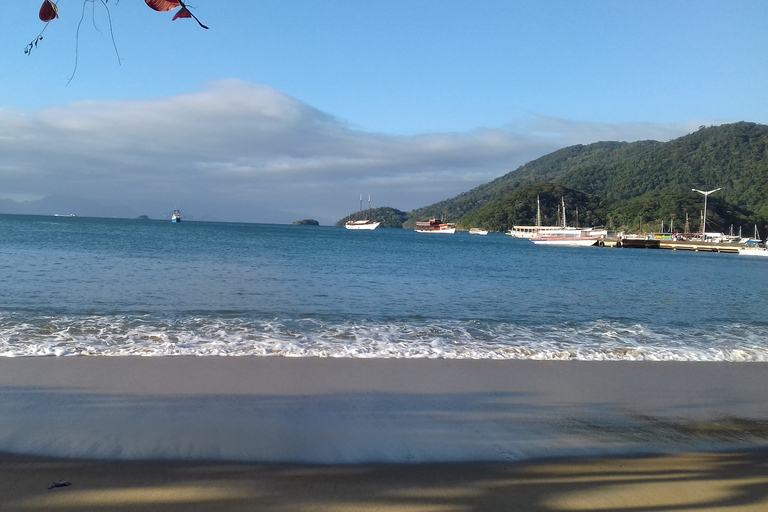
[[413, 122, 768, 233], [337, 122, 768, 233]]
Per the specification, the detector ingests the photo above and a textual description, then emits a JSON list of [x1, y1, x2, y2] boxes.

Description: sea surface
[[2, 214, 767, 361]]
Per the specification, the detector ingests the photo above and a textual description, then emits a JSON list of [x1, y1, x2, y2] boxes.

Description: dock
[[601, 237, 743, 253]]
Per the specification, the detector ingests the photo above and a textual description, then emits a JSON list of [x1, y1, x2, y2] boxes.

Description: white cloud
[[0, 80, 711, 224]]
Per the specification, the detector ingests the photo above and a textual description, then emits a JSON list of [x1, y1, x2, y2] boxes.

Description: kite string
[[101, 0, 122, 66], [66, 0, 87, 86], [67, 0, 122, 86]]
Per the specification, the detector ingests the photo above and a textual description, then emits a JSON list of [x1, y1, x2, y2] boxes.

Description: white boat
[[345, 195, 380, 230], [738, 226, 767, 256], [345, 219, 381, 230], [469, 228, 488, 235], [525, 197, 605, 246], [415, 218, 456, 234], [171, 209, 181, 222], [508, 196, 563, 238], [509, 225, 572, 238], [530, 228, 603, 246], [739, 246, 768, 257]]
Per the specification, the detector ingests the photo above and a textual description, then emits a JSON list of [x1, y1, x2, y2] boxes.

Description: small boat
[[345, 195, 380, 230], [739, 246, 768, 257], [415, 218, 456, 234], [530, 228, 604, 247], [469, 228, 488, 235], [171, 209, 181, 222], [345, 219, 381, 230], [738, 226, 767, 256]]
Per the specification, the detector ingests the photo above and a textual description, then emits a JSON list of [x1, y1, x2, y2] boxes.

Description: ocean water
[[2, 214, 767, 361]]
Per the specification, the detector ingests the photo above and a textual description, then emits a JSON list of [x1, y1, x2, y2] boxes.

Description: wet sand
[[1, 357, 768, 510], [5, 450, 768, 511]]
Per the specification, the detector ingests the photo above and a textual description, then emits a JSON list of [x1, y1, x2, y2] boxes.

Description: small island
[[292, 219, 319, 226]]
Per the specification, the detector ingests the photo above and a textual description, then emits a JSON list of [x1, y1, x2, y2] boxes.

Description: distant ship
[[345, 195, 380, 230], [414, 218, 456, 234], [171, 209, 181, 222]]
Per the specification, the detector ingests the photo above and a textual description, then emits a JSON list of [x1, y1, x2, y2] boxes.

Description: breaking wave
[[1, 312, 766, 361]]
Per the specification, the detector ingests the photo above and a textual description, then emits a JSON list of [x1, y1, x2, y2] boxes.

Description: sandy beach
[[3, 450, 768, 511], [1, 357, 768, 510]]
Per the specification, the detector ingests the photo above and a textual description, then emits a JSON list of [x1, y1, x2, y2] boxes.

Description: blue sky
[[0, 1, 766, 223]]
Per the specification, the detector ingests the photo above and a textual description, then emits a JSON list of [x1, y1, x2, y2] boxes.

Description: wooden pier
[[601, 237, 742, 253]]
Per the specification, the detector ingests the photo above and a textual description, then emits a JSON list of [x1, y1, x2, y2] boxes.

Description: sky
[[0, 1, 766, 224]]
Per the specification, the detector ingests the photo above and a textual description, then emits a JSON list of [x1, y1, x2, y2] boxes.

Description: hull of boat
[[345, 221, 380, 230], [415, 227, 456, 234], [739, 248, 768, 256], [469, 229, 488, 235], [530, 237, 599, 247]]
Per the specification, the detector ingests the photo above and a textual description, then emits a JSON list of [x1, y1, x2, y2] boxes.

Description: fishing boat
[[415, 218, 456, 234], [469, 228, 488, 235], [171, 209, 181, 222], [345, 195, 380, 230]]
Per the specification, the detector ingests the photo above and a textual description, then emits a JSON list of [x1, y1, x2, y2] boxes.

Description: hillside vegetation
[[338, 122, 768, 234], [422, 122, 768, 234]]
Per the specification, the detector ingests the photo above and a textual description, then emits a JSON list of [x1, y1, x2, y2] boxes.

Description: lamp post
[[692, 188, 721, 235]]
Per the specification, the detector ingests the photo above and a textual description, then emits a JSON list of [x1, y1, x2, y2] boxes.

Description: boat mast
[[561, 197, 567, 228], [536, 195, 541, 229]]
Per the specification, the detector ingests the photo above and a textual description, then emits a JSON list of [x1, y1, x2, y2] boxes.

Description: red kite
[[145, 0, 180, 12], [39, 0, 58, 22], [145, 0, 208, 29]]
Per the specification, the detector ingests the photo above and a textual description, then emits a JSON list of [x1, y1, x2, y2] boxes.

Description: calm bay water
[[2, 214, 767, 360]]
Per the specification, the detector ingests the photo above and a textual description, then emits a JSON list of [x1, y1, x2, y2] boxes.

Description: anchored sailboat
[[508, 195, 570, 238], [739, 225, 768, 256], [345, 195, 380, 230]]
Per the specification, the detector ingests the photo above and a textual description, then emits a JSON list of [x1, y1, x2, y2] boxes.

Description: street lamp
[[692, 188, 721, 235]]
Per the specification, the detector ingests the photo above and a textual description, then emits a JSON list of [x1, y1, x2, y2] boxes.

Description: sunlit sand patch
[[20, 484, 258, 508], [385, 486, 485, 499], [291, 504, 468, 512], [542, 477, 768, 511], [481, 471, 705, 487], [518, 451, 729, 476]]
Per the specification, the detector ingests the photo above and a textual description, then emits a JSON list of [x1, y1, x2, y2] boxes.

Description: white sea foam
[[1, 313, 768, 361]]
